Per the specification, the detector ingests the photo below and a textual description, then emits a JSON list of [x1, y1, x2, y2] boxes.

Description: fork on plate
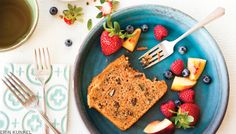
[[2, 73, 60, 134], [139, 7, 225, 69], [34, 47, 52, 134]]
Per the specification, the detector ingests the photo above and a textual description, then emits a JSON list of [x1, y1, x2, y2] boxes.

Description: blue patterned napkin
[[0, 64, 70, 134]]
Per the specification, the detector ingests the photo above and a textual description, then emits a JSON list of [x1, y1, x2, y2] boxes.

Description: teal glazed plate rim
[[74, 5, 229, 134]]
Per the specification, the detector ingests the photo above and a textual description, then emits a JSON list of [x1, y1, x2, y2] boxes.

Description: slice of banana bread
[[87, 55, 167, 131]]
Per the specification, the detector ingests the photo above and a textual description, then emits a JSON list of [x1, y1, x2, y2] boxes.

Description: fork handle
[[173, 7, 225, 44], [36, 110, 61, 134], [42, 84, 49, 134]]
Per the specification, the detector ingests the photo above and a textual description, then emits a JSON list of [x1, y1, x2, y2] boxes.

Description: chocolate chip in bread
[[87, 55, 167, 131]]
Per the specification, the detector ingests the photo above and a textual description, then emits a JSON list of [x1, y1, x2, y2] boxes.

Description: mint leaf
[[87, 19, 92, 30], [96, 12, 103, 18]]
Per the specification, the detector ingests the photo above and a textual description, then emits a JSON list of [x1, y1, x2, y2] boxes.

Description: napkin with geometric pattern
[[0, 64, 70, 134]]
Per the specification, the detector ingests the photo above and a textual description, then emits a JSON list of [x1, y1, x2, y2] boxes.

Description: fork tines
[[34, 48, 51, 70], [138, 44, 165, 69], [2, 73, 36, 106]]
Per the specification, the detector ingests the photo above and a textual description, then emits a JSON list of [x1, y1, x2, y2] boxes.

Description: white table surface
[[0, 0, 235, 134]]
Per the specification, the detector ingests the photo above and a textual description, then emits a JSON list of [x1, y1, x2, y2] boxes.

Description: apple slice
[[188, 58, 206, 80], [144, 118, 175, 134], [171, 77, 197, 91], [122, 28, 141, 52]]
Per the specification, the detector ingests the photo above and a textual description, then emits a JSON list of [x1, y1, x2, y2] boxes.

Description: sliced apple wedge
[[144, 118, 175, 134], [171, 77, 197, 91], [188, 58, 206, 81], [122, 28, 141, 52]]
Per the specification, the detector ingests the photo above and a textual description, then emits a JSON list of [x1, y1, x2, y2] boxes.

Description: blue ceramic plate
[[74, 5, 229, 134]]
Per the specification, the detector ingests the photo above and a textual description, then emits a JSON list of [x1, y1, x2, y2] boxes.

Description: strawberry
[[100, 2, 112, 16], [100, 16, 132, 55], [172, 103, 200, 128], [170, 59, 184, 75], [154, 25, 168, 41], [101, 31, 124, 55], [62, 4, 83, 25], [160, 100, 176, 118], [64, 18, 72, 25], [179, 89, 195, 103]]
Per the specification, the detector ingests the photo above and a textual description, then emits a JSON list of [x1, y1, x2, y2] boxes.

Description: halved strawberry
[[100, 2, 112, 16]]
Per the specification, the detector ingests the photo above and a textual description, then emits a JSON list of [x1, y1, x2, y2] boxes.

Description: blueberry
[[174, 100, 182, 107], [202, 75, 211, 84], [141, 24, 149, 32], [163, 70, 174, 79], [49, 7, 58, 15], [182, 68, 190, 77], [178, 46, 187, 54], [125, 25, 134, 34], [65, 39, 73, 47]]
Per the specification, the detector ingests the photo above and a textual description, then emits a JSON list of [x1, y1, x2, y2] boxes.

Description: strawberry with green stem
[[96, 0, 119, 18], [62, 4, 83, 25], [100, 15, 132, 55], [171, 103, 200, 129], [86, 0, 119, 30]]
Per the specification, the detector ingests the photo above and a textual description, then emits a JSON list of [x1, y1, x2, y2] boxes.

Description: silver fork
[[139, 7, 225, 69], [34, 48, 52, 134], [2, 73, 60, 134]]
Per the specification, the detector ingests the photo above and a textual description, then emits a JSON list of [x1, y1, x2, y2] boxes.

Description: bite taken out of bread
[[87, 55, 167, 131]]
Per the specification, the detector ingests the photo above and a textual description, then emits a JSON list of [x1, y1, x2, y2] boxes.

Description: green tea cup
[[0, 0, 39, 52]]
